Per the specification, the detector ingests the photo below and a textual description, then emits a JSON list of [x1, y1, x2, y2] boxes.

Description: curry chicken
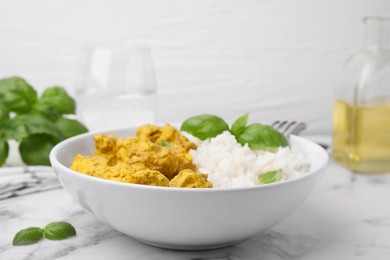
[[70, 124, 212, 188]]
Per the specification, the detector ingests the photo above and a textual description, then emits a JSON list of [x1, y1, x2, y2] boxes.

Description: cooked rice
[[188, 131, 311, 188]]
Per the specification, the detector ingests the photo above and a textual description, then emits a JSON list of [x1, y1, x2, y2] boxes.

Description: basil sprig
[[230, 113, 249, 136], [181, 113, 289, 150], [12, 221, 76, 246], [0, 76, 88, 166]]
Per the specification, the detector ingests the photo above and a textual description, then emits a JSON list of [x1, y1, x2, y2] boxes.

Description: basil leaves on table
[[181, 113, 289, 150], [12, 221, 76, 246], [0, 76, 88, 166], [12, 227, 44, 246], [44, 222, 77, 240]]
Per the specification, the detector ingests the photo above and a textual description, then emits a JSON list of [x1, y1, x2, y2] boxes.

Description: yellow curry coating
[[136, 124, 197, 153], [71, 158, 169, 186], [169, 169, 212, 188], [71, 154, 108, 178], [93, 134, 196, 180], [70, 124, 212, 188], [107, 163, 169, 186]]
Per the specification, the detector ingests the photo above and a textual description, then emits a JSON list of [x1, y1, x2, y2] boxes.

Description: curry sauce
[[70, 124, 212, 188]]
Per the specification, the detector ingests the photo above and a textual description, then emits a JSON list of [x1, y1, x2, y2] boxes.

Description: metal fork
[[0, 166, 61, 200], [272, 120, 329, 150], [271, 121, 307, 137]]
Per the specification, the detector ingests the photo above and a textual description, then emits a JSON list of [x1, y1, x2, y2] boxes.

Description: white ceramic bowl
[[50, 127, 328, 250]]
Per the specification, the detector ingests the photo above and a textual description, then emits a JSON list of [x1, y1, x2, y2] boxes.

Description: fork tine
[[271, 121, 280, 128], [272, 120, 287, 132], [277, 121, 288, 131], [270, 120, 307, 137], [282, 121, 296, 134], [285, 122, 307, 137]]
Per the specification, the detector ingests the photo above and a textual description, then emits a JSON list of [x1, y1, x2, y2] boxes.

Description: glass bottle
[[332, 17, 390, 173]]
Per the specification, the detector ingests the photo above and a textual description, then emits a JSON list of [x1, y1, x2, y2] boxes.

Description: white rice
[[187, 131, 311, 188]]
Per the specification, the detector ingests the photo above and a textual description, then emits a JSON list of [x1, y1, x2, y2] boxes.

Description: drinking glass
[[75, 43, 157, 131]]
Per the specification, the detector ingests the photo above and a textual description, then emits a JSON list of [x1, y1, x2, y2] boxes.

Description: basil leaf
[[0, 104, 9, 126], [0, 105, 29, 142], [13, 114, 63, 142], [156, 140, 171, 147], [35, 87, 76, 117], [19, 134, 57, 165], [0, 118, 28, 142], [258, 169, 283, 184], [181, 114, 229, 140], [54, 118, 88, 139], [236, 123, 289, 150], [0, 141, 9, 166], [44, 222, 76, 240], [12, 227, 44, 246], [0, 77, 37, 114], [231, 113, 249, 136]]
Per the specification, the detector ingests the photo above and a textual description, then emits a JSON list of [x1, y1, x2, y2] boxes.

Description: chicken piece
[[137, 124, 196, 153], [72, 125, 200, 187], [93, 134, 142, 165], [157, 124, 197, 153], [115, 136, 196, 180], [136, 124, 162, 142], [169, 169, 212, 188], [93, 134, 119, 164], [71, 156, 169, 186], [175, 152, 196, 172], [70, 154, 108, 178], [94, 134, 118, 154], [105, 163, 169, 187]]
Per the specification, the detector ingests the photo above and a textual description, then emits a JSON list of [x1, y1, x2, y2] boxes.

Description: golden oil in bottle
[[332, 99, 390, 173]]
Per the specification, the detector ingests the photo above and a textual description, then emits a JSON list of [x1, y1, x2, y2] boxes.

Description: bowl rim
[[49, 127, 329, 193]]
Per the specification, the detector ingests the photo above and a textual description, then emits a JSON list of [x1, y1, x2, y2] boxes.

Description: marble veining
[[1, 161, 390, 260]]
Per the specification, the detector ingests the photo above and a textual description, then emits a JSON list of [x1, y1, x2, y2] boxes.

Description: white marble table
[[1, 160, 390, 260]]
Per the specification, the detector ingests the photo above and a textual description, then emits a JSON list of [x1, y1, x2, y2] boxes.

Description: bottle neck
[[364, 17, 390, 50]]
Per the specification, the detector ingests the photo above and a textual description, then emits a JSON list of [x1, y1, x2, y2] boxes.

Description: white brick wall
[[1, 0, 389, 134]]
